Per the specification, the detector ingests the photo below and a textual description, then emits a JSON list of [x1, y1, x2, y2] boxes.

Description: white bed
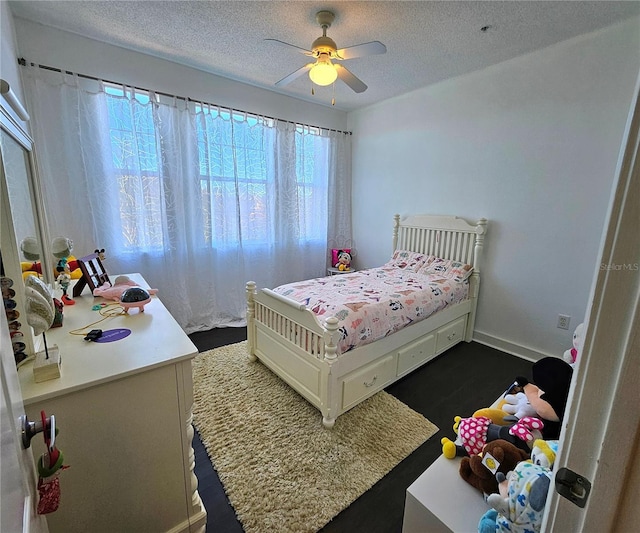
[[245, 214, 488, 428]]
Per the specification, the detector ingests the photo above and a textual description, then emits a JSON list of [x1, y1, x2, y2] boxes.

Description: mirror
[[1, 96, 52, 362], [1, 129, 37, 251]]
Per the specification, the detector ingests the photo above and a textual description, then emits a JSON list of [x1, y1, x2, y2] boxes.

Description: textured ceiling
[[9, 1, 640, 111]]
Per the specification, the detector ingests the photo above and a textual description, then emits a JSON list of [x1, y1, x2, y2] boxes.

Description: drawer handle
[[447, 332, 457, 341], [364, 375, 378, 387]]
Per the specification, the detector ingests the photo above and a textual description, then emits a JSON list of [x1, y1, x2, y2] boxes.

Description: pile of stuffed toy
[[439, 323, 583, 533]]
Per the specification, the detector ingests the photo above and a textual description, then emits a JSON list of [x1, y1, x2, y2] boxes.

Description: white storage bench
[[402, 454, 490, 532], [403, 393, 510, 532]]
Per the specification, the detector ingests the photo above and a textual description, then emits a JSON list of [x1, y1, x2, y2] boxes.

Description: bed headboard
[[392, 214, 488, 271]]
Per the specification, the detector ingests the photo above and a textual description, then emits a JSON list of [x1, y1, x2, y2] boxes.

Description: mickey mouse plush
[[516, 357, 573, 440]]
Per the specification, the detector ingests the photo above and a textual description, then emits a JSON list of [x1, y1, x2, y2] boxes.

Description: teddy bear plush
[[458, 439, 530, 495], [563, 322, 585, 367]]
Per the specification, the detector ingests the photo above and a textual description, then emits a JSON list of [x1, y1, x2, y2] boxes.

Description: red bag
[[37, 475, 61, 514]]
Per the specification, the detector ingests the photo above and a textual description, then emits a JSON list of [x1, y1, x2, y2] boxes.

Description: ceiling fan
[[266, 10, 386, 94]]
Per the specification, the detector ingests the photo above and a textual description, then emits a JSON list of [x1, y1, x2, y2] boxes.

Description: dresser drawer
[[436, 316, 467, 353], [397, 334, 436, 376], [342, 355, 396, 410]]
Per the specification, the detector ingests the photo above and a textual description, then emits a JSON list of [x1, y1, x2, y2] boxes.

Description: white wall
[[12, 18, 347, 132], [348, 17, 640, 359]]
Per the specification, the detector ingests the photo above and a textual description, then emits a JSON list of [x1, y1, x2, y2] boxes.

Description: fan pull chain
[[332, 82, 335, 106]]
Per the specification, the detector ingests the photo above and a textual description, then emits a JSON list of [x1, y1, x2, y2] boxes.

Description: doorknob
[[20, 413, 55, 449]]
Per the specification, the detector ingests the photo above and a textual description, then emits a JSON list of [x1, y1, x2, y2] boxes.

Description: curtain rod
[[18, 58, 352, 136]]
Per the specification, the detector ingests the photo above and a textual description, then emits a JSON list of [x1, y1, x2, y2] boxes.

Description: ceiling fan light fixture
[[309, 56, 337, 86], [269, 10, 384, 93]]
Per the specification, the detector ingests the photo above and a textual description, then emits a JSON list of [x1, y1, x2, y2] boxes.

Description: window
[[196, 108, 270, 245], [105, 86, 329, 251], [105, 86, 164, 249]]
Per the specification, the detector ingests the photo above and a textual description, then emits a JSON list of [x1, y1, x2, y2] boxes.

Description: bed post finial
[[246, 281, 257, 361], [323, 316, 339, 361], [392, 214, 400, 252], [473, 219, 488, 273]]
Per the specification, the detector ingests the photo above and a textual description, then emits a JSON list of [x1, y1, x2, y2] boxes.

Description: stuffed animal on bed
[[458, 439, 530, 496]]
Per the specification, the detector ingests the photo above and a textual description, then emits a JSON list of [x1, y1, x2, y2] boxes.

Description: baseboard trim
[[472, 331, 552, 362]]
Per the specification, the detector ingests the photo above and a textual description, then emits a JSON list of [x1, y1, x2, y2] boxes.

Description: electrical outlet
[[557, 314, 571, 330]]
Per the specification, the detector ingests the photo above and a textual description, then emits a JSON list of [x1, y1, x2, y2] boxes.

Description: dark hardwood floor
[[189, 327, 533, 533]]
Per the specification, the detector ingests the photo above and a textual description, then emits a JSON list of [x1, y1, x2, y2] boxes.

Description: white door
[[1, 308, 49, 532], [542, 74, 640, 529]]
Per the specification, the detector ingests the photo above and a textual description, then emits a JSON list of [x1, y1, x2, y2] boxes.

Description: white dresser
[[17, 274, 206, 533]]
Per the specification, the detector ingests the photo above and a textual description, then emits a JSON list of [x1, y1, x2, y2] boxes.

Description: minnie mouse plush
[[334, 250, 352, 271]]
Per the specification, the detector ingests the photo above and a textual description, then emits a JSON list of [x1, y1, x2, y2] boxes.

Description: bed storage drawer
[[342, 355, 396, 410], [397, 334, 436, 376], [436, 316, 467, 354]]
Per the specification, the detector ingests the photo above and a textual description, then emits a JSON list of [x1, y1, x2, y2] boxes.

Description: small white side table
[[327, 267, 355, 275]]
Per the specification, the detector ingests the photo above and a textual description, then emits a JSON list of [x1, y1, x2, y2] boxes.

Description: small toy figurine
[[56, 259, 75, 305]]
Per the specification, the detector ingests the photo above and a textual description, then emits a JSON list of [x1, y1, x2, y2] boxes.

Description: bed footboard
[[246, 281, 342, 427], [246, 281, 340, 361]]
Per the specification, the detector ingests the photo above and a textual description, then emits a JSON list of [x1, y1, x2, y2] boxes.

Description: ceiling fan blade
[[275, 63, 314, 87], [335, 41, 387, 60], [335, 64, 367, 93], [265, 38, 313, 56]]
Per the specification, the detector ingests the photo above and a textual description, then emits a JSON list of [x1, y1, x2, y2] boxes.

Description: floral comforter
[[272, 266, 469, 354]]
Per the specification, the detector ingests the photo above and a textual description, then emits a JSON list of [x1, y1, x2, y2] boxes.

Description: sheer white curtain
[[22, 64, 352, 332]]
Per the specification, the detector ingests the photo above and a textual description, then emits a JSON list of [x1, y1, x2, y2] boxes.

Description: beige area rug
[[192, 341, 438, 533]]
